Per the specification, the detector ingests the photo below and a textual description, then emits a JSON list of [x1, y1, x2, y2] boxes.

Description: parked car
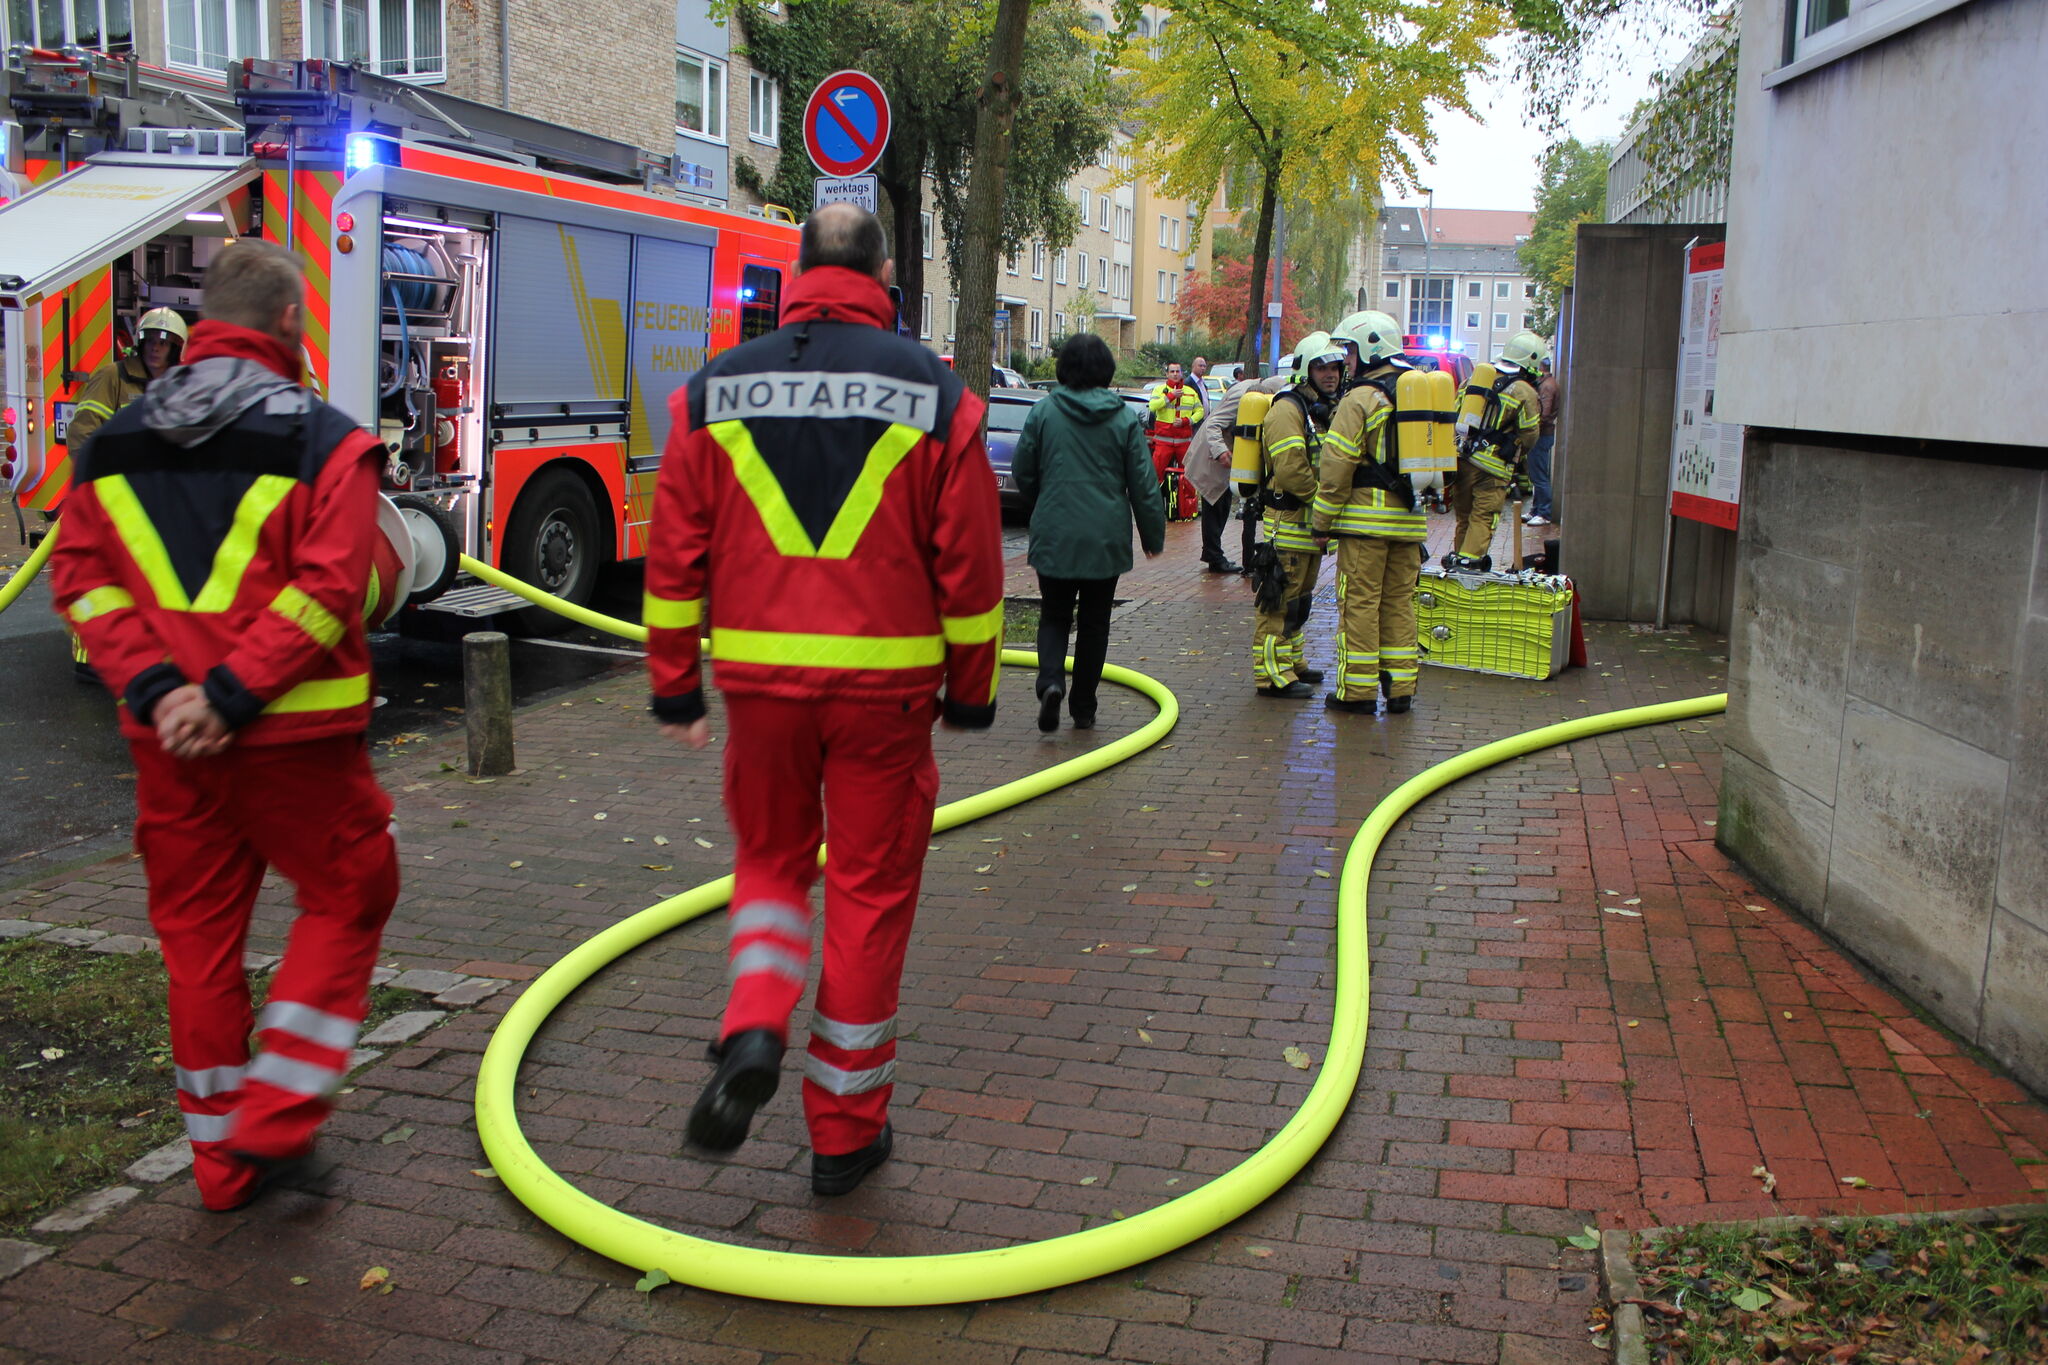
[[940, 354, 1029, 390], [984, 387, 1042, 513]]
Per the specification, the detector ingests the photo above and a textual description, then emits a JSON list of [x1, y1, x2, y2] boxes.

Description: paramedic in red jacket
[[47, 240, 397, 1213], [645, 203, 1004, 1196]]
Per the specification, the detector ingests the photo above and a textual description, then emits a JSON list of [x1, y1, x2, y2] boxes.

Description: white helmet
[[1288, 330, 1345, 382], [137, 307, 189, 348], [1333, 310, 1405, 366], [1497, 330, 1548, 373]]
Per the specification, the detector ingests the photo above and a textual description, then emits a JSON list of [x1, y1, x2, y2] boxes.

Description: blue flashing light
[[346, 135, 396, 174], [1426, 334, 1445, 350], [740, 286, 756, 301]]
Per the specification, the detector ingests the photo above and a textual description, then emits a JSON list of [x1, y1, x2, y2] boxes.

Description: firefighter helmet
[[1497, 330, 1548, 373], [137, 308, 189, 348], [1333, 310, 1406, 366], [1289, 331, 1345, 381]]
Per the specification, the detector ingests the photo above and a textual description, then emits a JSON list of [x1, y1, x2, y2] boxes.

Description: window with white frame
[[674, 48, 726, 139], [1466, 281, 1482, 299], [1075, 251, 1089, 286], [1494, 312, 1509, 330], [1465, 312, 1481, 329], [302, 0, 442, 80], [1156, 324, 1168, 344], [947, 296, 959, 340], [1157, 215, 1170, 247], [1156, 270, 1169, 303], [1007, 252, 1019, 276], [920, 293, 932, 340], [1054, 250, 1068, 285], [1171, 220, 1182, 252], [1780, 0, 1973, 78], [1097, 194, 1111, 230], [920, 212, 933, 259], [1029, 309, 1043, 345], [1522, 314, 1534, 330], [1385, 281, 1400, 298], [1077, 186, 1089, 217], [1524, 282, 1536, 299], [1054, 311, 1067, 337], [1097, 257, 1108, 293], [748, 73, 780, 144], [1495, 281, 1511, 299], [18, 0, 133, 51], [1031, 242, 1045, 279]]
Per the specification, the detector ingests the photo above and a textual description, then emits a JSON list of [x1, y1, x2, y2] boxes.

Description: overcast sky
[[1388, 31, 1696, 214]]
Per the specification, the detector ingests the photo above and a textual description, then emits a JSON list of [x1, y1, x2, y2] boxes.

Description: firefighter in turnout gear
[[1446, 330, 1544, 572], [1249, 332, 1344, 699], [645, 205, 1004, 1197], [1315, 312, 1426, 715], [45, 243, 398, 1213]]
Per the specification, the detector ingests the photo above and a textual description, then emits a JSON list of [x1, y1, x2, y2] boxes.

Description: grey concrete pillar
[[463, 631, 514, 777]]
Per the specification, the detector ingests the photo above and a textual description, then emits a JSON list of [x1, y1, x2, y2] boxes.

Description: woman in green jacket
[[1011, 332, 1166, 732]]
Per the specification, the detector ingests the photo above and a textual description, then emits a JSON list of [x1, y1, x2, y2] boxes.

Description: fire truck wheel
[[391, 494, 461, 604], [501, 468, 602, 636]]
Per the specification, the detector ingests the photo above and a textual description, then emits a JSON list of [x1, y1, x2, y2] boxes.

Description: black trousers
[[1035, 572, 1117, 719], [1199, 491, 1233, 564]]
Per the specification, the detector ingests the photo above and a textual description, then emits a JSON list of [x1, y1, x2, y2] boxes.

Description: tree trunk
[[952, 0, 1034, 402], [1240, 163, 1278, 370], [880, 135, 926, 340]]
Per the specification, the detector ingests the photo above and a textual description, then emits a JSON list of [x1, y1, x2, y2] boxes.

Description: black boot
[[1295, 667, 1324, 685], [1324, 691, 1377, 714], [812, 1123, 893, 1196], [1256, 680, 1315, 700], [1386, 694, 1413, 714], [685, 1029, 783, 1152], [1205, 558, 1242, 574], [1037, 683, 1064, 733]]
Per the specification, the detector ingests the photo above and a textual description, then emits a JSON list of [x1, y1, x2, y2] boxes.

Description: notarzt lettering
[[706, 371, 940, 432]]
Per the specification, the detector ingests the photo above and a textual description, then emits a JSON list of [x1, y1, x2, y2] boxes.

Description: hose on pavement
[[0, 523, 55, 615]]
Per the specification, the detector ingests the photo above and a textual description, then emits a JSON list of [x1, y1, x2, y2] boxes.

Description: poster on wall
[[1668, 240, 1741, 530]]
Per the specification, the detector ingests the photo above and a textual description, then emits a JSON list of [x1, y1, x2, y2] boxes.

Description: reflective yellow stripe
[[361, 567, 381, 624], [269, 584, 346, 649], [710, 419, 921, 560], [642, 591, 704, 629], [941, 603, 1003, 645], [93, 476, 189, 609], [710, 628, 944, 670], [67, 585, 134, 624], [261, 673, 370, 714], [75, 399, 114, 419], [191, 476, 295, 612]]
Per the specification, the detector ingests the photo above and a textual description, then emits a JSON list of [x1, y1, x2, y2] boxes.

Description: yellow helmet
[[137, 307, 189, 347], [1497, 330, 1548, 373], [1288, 330, 1344, 382], [1333, 310, 1405, 366]]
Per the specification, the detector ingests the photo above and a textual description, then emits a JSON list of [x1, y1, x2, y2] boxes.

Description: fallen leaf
[[1512, 917, 1530, 925], [1139, 805, 1159, 812], [1079, 1175, 1098, 1185], [1622, 897, 1641, 905], [975, 865, 993, 874], [1753, 1164, 1778, 1194], [653, 836, 671, 846], [1565, 1226, 1601, 1250], [379, 1125, 415, 1145], [1137, 1029, 1153, 1043], [1745, 904, 1767, 913], [289, 1275, 310, 1286], [1602, 907, 1642, 917], [1729, 1286, 1772, 1312], [359, 1266, 390, 1291], [642, 864, 673, 872], [507, 861, 524, 869], [39, 1047, 64, 1061], [635, 1268, 671, 1294], [469, 1168, 497, 1179], [1121, 884, 1138, 892], [1283, 1046, 1313, 1070], [693, 837, 714, 848], [1626, 1020, 1640, 1028], [1313, 869, 1331, 878], [1245, 1245, 1274, 1258], [593, 812, 607, 820], [1840, 1175, 1869, 1188]]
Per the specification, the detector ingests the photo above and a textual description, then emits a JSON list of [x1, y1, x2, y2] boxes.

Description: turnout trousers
[[130, 734, 398, 1210], [1252, 547, 1321, 688], [719, 693, 941, 1156], [1332, 536, 1422, 702], [1450, 457, 1508, 561]]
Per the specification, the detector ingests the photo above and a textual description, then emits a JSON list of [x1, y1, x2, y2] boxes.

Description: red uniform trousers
[[130, 734, 398, 1210], [718, 693, 940, 1157]]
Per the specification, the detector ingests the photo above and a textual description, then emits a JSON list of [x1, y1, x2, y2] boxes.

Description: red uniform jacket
[[48, 321, 385, 744], [644, 266, 1004, 726]]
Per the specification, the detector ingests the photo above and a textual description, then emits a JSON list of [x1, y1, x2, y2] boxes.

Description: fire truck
[[0, 50, 800, 629]]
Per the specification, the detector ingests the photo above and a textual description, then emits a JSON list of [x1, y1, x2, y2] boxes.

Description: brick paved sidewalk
[[4, 528, 2044, 1365]]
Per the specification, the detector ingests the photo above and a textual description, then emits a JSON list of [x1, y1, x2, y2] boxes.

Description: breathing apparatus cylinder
[[1393, 368, 1458, 494], [1230, 390, 1274, 492], [1455, 362, 1501, 438]]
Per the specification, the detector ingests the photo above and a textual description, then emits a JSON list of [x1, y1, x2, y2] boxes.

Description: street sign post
[[803, 70, 891, 180], [813, 174, 878, 214]]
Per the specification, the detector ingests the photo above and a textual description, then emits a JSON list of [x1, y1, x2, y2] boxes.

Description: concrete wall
[[1556, 223, 1736, 629], [1719, 0, 2048, 441], [1719, 436, 2048, 1092]]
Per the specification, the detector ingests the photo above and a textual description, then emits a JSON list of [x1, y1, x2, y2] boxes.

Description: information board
[[1668, 240, 1741, 530]]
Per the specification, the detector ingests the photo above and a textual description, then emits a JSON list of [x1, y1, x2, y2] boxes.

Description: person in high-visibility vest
[[645, 204, 1004, 1197], [46, 242, 398, 1213], [1146, 362, 1205, 526], [1445, 331, 1543, 572]]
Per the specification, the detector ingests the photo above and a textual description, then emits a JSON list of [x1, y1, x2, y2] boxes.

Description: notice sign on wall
[[1669, 240, 1740, 530]]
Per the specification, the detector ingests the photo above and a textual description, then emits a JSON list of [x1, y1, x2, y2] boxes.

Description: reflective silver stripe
[[810, 1012, 897, 1051], [184, 1111, 234, 1143], [803, 1054, 896, 1095], [730, 902, 810, 941], [175, 1064, 245, 1099], [258, 999, 359, 1051], [729, 942, 807, 984], [248, 1051, 343, 1097]]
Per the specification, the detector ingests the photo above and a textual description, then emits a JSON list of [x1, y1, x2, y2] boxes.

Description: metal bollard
[[463, 631, 515, 776]]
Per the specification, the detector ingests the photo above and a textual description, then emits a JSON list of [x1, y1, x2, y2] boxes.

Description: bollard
[[463, 631, 515, 776]]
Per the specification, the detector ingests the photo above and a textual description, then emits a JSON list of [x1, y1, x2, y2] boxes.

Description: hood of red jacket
[[780, 266, 895, 330], [182, 320, 304, 381]]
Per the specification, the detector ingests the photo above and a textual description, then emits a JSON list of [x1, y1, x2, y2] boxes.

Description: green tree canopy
[[1518, 136, 1609, 334]]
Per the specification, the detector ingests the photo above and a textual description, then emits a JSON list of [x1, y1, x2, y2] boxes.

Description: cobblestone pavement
[[4, 516, 2044, 1365]]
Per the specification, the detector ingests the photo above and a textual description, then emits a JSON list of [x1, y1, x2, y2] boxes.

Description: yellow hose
[[461, 551, 1727, 1305], [0, 523, 56, 615]]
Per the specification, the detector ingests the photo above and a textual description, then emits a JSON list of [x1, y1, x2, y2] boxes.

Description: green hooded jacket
[[1011, 386, 1167, 581]]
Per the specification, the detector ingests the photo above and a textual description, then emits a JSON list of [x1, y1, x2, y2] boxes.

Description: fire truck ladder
[[3, 46, 241, 162], [231, 59, 676, 188]]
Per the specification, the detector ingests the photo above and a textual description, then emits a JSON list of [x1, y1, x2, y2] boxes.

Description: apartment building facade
[[1374, 205, 1539, 357]]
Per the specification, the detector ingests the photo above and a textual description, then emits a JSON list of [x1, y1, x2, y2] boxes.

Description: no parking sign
[[803, 70, 891, 179]]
